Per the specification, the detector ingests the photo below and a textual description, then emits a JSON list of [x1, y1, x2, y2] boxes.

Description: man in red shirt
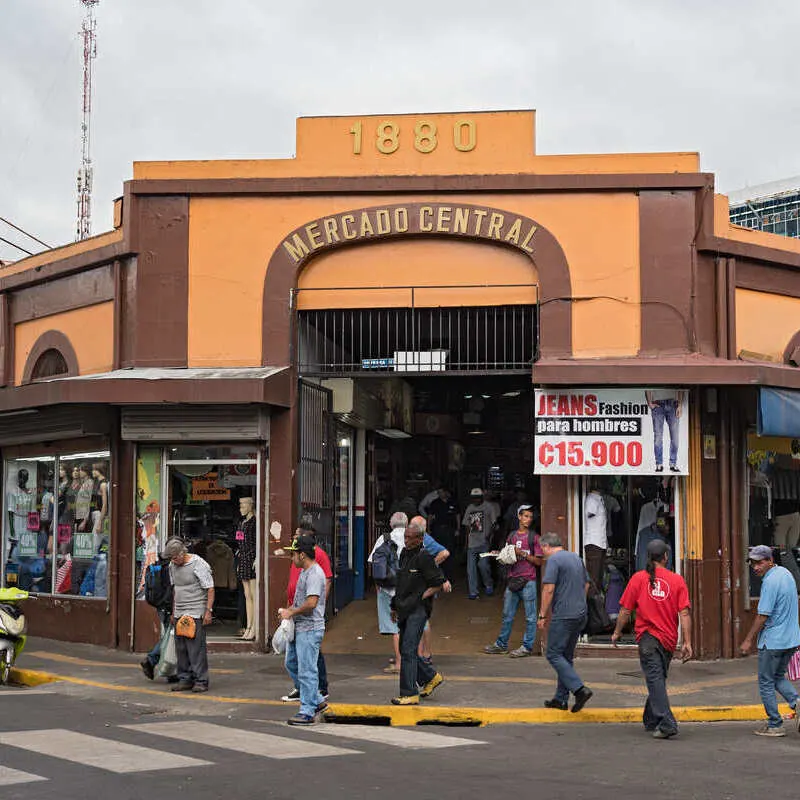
[[611, 539, 692, 739], [281, 523, 333, 703]]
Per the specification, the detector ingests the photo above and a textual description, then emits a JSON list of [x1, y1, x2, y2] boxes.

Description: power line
[[0, 236, 34, 257], [0, 216, 51, 249]]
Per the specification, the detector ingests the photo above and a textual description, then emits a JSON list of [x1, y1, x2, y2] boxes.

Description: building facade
[[1, 110, 799, 659], [729, 177, 800, 238]]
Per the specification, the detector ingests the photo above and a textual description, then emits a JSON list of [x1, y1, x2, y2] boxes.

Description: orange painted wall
[[14, 302, 115, 384], [735, 289, 800, 360], [187, 192, 641, 367]]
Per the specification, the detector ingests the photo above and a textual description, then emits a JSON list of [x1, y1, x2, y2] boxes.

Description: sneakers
[[419, 673, 444, 698], [652, 728, 677, 739], [753, 724, 786, 737], [543, 698, 568, 711], [191, 684, 209, 693], [391, 694, 420, 705], [170, 682, 193, 692], [468, 594, 479, 600], [508, 646, 532, 658], [483, 643, 508, 655], [315, 700, 329, 714], [281, 688, 300, 702], [287, 713, 315, 726], [571, 686, 593, 713], [140, 660, 155, 681]]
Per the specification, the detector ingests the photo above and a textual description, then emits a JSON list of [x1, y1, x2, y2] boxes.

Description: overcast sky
[[2, 0, 800, 261]]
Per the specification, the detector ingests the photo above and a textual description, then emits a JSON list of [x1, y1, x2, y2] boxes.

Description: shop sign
[[73, 532, 95, 559], [17, 531, 38, 558], [191, 474, 231, 501], [534, 388, 690, 476]]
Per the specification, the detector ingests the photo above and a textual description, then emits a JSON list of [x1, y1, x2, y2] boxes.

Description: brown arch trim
[[785, 330, 800, 366], [21, 330, 80, 385], [262, 202, 572, 364]]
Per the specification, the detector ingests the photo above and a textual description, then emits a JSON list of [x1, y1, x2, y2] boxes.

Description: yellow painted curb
[[10, 667, 785, 727]]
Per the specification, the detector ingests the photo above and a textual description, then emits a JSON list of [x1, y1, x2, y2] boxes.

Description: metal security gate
[[297, 380, 337, 612]]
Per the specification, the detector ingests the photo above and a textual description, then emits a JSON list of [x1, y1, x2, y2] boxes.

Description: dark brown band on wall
[[21, 330, 80, 384], [262, 202, 572, 364], [639, 191, 696, 354], [735, 259, 800, 299], [133, 196, 189, 366], [0, 294, 10, 388]]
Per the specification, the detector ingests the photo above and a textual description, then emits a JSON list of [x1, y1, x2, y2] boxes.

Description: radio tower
[[76, 0, 99, 241]]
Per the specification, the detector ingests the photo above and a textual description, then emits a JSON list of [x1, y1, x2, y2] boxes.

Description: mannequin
[[235, 497, 257, 640]]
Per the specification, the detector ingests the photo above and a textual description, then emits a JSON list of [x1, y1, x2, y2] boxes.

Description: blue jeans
[[398, 607, 436, 696], [757, 647, 799, 728], [467, 545, 493, 597], [495, 581, 537, 651], [285, 629, 325, 717], [546, 615, 586, 703], [638, 632, 677, 734], [651, 401, 679, 468]]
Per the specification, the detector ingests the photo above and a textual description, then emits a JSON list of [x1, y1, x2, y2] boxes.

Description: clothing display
[[206, 539, 237, 590], [234, 516, 257, 581]]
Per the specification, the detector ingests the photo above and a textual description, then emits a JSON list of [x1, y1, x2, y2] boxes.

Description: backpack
[[371, 533, 399, 588], [144, 559, 174, 610]]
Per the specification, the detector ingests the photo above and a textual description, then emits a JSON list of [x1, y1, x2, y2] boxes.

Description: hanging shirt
[[583, 491, 607, 549]]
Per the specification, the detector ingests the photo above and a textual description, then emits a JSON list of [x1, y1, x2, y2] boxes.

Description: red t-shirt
[[619, 566, 690, 652], [287, 546, 333, 605]]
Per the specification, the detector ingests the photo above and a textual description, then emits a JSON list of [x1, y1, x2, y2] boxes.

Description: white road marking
[[0, 766, 47, 786], [122, 720, 360, 759], [0, 689, 55, 697], [306, 724, 487, 749], [0, 730, 211, 773]]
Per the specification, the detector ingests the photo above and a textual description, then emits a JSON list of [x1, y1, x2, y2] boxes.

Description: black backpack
[[144, 559, 173, 610], [371, 533, 399, 588]]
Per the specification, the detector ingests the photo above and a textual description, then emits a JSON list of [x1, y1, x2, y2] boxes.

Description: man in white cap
[[740, 544, 800, 737], [462, 488, 498, 599]]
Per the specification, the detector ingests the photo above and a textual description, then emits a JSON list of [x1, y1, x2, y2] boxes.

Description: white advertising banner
[[534, 388, 690, 476]]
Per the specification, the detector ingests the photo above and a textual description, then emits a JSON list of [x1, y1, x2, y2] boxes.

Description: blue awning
[[758, 388, 800, 437]]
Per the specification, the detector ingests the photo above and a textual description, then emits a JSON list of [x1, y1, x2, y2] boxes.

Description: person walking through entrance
[[462, 488, 497, 599], [390, 520, 446, 705], [484, 505, 543, 658], [739, 545, 800, 737], [611, 539, 692, 739], [538, 532, 593, 713]]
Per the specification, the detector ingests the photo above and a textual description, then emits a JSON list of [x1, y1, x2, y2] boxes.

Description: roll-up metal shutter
[[0, 406, 112, 446], [121, 405, 268, 442]]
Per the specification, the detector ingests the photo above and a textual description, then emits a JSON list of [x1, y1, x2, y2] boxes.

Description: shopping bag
[[271, 617, 294, 655], [155, 624, 177, 678], [788, 649, 800, 682], [55, 556, 72, 594]]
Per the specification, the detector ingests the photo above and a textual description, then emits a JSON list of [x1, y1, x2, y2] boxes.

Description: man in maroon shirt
[[611, 539, 692, 739]]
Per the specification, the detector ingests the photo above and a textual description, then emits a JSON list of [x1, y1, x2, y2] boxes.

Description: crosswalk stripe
[[305, 724, 487, 749], [0, 730, 211, 773], [0, 766, 47, 786], [0, 689, 56, 698], [122, 721, 360, 759]]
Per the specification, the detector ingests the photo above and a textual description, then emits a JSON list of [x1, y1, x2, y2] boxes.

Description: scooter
[[0, 587, 29, 685]]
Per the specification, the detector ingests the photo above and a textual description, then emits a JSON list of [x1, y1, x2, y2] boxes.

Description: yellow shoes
[[391, 694, 420, 705], [419, 673, 444, 698]]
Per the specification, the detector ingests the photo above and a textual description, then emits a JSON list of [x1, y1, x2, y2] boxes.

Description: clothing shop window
[[746, 433, 800, 597], [2, 450, 111, 598]]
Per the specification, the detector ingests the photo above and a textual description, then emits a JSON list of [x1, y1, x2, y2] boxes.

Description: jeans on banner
[[651, 400, 680, 468]]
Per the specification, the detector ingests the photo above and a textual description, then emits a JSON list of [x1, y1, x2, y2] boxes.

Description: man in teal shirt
[[740, 545, 800, 737]]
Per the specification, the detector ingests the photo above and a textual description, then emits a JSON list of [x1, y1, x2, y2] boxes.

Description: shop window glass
[[3, 451, 110, 598], [746, 434, 800, 596], [135, 447, 162, 598]]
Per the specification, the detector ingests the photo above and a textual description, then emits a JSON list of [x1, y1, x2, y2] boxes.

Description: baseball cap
[[287, 533, 316, 556], [470, 488, 483, 497], [646, 539, 670, 559], [517, 504, 533, 515], [748, 545, 773, 562]]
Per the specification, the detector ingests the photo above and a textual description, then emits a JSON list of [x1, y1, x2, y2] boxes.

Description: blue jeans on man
[[651, 400, 679, 468], [758, 646, 799, 728], [398, 607, 436, 696], [467, 545, 493, 598], [546, 615, 586, 703], [638, 631, 677, 735], [285, 629, 325, 717], [494, 581, 537, 652]]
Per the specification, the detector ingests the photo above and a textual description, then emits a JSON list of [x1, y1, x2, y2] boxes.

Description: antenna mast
[[76, 0, 99, 241]]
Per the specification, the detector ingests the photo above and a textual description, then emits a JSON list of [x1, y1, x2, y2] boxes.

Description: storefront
[[0, 109, 798, 658]]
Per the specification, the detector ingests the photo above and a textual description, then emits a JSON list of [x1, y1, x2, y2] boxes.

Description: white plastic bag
[[496, 543, 518, 565], [156, 623, 177, 678], [271, 617, 295, 655]]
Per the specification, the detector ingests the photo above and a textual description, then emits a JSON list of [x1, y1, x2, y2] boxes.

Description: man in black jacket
[[390, 520, 445, 705]]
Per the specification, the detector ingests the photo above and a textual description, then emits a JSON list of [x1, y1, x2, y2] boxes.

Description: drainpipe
[[719, 401, 733, 658], [715, 257, 729, 358]]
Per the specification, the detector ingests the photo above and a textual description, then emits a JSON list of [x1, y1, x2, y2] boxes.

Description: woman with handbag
[[164, 538, 215, 693], [483, 505, 543, 658]]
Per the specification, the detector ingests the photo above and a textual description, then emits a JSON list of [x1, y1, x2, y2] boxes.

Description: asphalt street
[[0, 685, 797, 800]]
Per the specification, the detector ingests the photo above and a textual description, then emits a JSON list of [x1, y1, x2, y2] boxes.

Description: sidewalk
[[10, 635, 784, 727]]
